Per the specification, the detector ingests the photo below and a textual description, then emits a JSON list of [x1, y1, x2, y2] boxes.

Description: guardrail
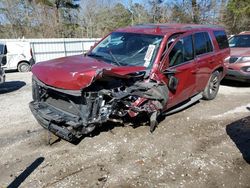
[[0, 38, 101, 62]]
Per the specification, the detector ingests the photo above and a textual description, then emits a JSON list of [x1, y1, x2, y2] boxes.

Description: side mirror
[[168, 76, 179, 92], [162, 68, 177, 75], [162, 68, 179, 92]]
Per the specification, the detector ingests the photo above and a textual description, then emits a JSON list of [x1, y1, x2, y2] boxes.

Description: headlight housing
[[240, 56, 250, 63], [241, 66, 250, 72]]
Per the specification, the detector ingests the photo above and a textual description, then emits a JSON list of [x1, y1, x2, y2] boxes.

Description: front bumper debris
[[30, 101, 80, 142], [30, 74, 169, 142]]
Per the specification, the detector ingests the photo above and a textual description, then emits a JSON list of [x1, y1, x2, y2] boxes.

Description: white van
[[0, 41, 35, 72]]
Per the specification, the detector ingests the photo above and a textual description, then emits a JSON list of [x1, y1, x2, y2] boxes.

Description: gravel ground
[[0, 72, 250, 188]]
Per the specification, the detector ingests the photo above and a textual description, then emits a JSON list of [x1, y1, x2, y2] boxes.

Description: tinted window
[[229, 35, 250, 48], [0, 44, 4, 54], [169, 35, 194, 67], [213, 30, 229, 49], [183, 35, 194, 62], [194, 32, 213, 55], [205, 33, 213, 52]]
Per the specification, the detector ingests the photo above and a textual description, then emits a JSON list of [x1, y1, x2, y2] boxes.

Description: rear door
[[161, 33, 197, 109], [193, 32, 214, 92]]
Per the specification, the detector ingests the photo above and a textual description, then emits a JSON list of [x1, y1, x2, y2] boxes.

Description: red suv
[[225, 32, 250, 82], [30, 24, 230, 142]]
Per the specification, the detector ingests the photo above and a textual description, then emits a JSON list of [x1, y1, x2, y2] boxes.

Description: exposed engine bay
[[29, 70, 168, 142]]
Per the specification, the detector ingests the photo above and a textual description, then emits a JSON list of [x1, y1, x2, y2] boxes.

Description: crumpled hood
[[32, 55, 146, 90], [230, 48, 250, 57]]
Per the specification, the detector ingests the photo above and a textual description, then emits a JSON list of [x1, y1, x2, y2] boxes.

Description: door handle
[[191, 70, 196, 74], [191, 67, 199, 74]]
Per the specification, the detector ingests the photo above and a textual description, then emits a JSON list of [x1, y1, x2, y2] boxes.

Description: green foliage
[[223, 0, 250, 34], [131, 3, 150, 24], [170, 4, 192, 23], [227, 0, 250, 16], [0, 0, 249, 38]]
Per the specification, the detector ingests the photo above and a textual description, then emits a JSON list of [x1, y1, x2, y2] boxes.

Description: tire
[[18, 62, 30, 72], [202, 71, 221, 100]]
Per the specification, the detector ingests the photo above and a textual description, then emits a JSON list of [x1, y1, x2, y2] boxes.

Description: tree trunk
[[192, 0, 199, 23]]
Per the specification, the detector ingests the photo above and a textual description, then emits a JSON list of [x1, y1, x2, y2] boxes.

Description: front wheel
[[18, 62, 30, 72], [202, 71, 221, 100]]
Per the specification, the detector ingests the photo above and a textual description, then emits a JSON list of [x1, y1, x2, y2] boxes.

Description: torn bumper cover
[[29, 73, 168, 142]]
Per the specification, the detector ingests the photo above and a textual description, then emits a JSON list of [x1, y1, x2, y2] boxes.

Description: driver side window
[[169, 35, 194, 67]]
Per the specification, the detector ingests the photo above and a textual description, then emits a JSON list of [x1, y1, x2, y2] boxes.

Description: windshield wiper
[[87, 53, 104, 58], [107, 48, 121, 66], [88, 52, 122, 66]]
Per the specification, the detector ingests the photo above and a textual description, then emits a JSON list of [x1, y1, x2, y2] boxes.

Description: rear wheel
[[202, 71, 220, 100], [18, 62, 30, 72]]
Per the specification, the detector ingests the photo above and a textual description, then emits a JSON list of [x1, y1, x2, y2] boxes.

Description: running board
[[164, 93, 203, 116]]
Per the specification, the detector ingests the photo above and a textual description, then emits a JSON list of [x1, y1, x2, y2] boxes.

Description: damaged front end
[[29, 70, 168, 142]]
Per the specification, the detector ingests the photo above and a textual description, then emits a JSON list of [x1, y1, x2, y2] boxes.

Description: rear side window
[[213, 30, 229, 49], [194, 32, 213, 56]]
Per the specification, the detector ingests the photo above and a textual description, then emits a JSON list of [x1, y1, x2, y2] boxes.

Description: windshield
[[88, 32, 163, 68], [229, 35, 250, 48]]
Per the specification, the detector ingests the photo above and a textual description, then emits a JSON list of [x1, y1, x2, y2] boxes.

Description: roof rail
[[239, 31, 250, 34]]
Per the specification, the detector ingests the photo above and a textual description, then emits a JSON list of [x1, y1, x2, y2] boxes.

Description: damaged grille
[[32, 76, 113, 126], [45, 90, 83, 116]]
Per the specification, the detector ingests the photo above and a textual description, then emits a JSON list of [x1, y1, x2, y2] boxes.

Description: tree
[[192, 0, 200, 23], [95, 3, 131, 37], [223, 0, 250, 34], [0, 0, 249, 38], [170, 4, 192, 23], [130, 3, 150, 24], [148, 0, 164, 23]]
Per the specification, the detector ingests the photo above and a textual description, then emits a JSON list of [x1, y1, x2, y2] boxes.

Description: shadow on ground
[[221, 79, 250, 87], [0, 81, 26, 94], [68, 100, 201, 145], [40, 95, 202, 145], [7, 157, 44, 188], [4, 70, 18, 74], [226, 115, 250, 164]]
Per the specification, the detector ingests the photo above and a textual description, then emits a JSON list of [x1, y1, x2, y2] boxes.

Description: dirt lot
[[0, 72, 250, 188]]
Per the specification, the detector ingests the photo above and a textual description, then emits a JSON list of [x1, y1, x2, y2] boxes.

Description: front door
[[162, 34, 197, 110]]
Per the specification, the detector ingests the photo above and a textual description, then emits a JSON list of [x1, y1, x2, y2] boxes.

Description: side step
[[164, 93, 203, 116]]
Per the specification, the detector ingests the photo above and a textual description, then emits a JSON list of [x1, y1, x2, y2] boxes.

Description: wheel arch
[[213, 66, 225, 80], [17, 60, 30, 68]]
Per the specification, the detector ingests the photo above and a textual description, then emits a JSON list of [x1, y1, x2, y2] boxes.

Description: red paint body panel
[[32, 55, 146, 90], [230, 48, 250, 57], [32, 24, 230, 111], [165, 61, 197, 110], [228, 48, 250, 72], [225, 33, 250, 82]]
